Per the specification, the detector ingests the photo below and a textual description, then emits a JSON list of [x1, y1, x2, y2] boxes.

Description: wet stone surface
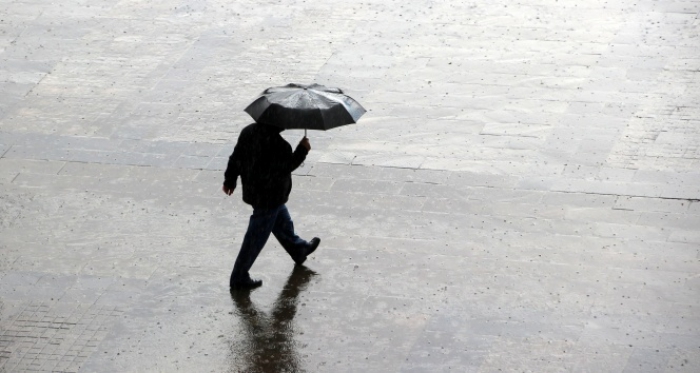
[[1, 0, 700, 372]]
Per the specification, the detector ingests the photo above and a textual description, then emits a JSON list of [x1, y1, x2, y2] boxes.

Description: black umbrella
[[244, 83, 366, 135]]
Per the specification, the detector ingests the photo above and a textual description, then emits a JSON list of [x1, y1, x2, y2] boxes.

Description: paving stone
[[317, 150, 355, 165], [399, 182, 467, 200], [468, 186, 546, 204], [668, 230, 700, 244], [0, 142, 9, 158], [204, 156, 228, 171], [595, 221, 672, 241], [290, 176, 335, 193], [308, 162, 382, 180], [171, 155, 211, 169], [515, 176, 559, 191], [352, 153, 425, 169], [330, 178, 404, 195], [57, 162, 133, 179], [637, 212, 700, 230], [565, 207, 642, 224], [664, 350, 700, 373], [0, 158, 65, 176], [400, 331, 490, 373], [369, 167, 450, 184], [445, 171, 520, 189], [421, 197, 485, 216], [689, 201, 700, 215], [482, 201, 567, 219], [614, 195, 693, 213], [552, 179, 631, 196]]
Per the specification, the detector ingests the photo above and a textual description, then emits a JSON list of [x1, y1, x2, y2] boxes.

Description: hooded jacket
[[223, 123, 308, 208]]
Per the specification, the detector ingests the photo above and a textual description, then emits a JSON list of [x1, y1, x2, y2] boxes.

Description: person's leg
[[272, 205, 320, 264], [271, 205, 307, 261], [230, 206, 279, 286]]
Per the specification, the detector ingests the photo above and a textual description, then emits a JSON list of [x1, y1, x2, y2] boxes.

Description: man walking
[[223, 121, 320, 289]]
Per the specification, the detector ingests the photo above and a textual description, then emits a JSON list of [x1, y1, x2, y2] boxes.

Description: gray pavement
[[1, 0, 699, 372]]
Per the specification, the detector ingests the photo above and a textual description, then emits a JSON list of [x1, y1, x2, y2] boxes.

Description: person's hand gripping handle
[[300, 136, 311, 152]]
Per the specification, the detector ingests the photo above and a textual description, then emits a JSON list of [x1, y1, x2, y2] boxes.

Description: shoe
[[230, 277, 263, 289], [295, 237, 321, 265]]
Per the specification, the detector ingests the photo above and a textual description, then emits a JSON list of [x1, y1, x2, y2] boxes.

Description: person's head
[[256, 120, 284, 133]]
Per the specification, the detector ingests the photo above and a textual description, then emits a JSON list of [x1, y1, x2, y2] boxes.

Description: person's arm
[[223, 141, 243, 195], [289, 137, 310, 172]]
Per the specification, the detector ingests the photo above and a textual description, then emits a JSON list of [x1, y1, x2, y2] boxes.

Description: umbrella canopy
[[244, 83, 366, 131]]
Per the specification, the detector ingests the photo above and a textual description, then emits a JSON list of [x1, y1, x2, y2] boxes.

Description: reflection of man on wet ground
[[223, 121, 321, 289], [229, 265, 317, 372]]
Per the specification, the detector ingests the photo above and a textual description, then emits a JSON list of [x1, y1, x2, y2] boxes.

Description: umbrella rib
[[316, 92, 366, 121], [306, 89, 325, 111]]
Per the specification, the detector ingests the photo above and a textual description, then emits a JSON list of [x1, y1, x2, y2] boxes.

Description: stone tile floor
[[0, 0, 699, 372]]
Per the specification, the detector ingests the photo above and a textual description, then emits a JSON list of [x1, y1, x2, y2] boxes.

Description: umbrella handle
[[301, 129, 307, 168]]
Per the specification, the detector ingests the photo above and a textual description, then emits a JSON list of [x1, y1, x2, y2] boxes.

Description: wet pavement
[[1, 0, 700, 372]]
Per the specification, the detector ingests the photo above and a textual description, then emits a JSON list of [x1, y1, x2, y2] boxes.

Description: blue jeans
[[230, 204, 310, 284]]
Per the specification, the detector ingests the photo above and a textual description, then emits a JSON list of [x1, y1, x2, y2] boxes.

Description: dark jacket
[[224, 123, 308, 208]]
